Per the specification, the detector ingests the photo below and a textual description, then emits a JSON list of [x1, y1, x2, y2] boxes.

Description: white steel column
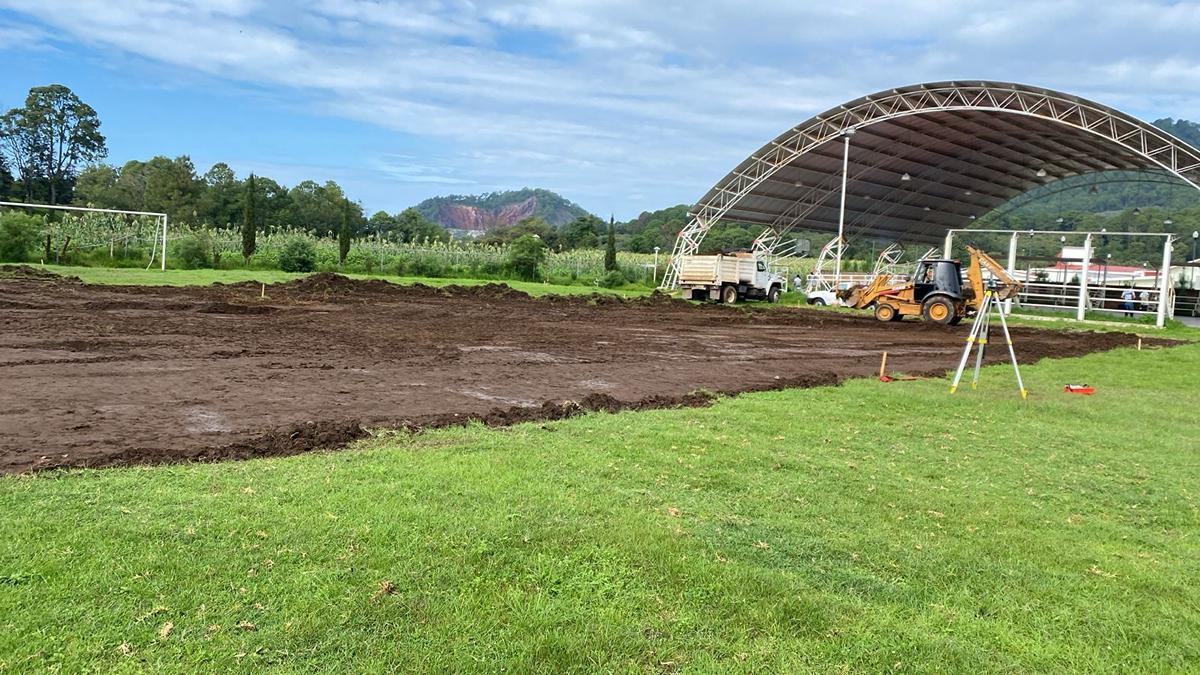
[[1156, 236, 1173, 328], [1076, 234, 1092, 321], [160, 215, 168, 270], [1005, 232, 1018, 315], [834, 129, 854, 287], [943, 231, 954, 258]]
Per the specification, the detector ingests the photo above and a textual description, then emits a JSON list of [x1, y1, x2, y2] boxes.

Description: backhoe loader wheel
[[874, 303, 897, 322], [722, 285, 738, 304], [922, 297, 956, 324]]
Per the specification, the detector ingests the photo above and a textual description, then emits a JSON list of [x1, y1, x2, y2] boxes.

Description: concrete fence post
[[1077, 234, 1092, 321], [1005, 232, 1018, 315], [1157, 236, 1173, 328]]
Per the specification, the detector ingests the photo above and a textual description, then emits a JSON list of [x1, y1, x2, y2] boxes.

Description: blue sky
[[2, 1, 1199, 219]]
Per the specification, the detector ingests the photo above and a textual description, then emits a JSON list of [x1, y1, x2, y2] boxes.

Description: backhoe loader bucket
[[840, 284, 866, 306]]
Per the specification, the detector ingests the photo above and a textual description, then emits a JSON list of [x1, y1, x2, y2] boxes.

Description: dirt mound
[[441, 282, 532, 302], [203, 419, 369, 463], [0, 264, 77, 282], [279, 272, 401, 298], [263, 275, 536, 304]]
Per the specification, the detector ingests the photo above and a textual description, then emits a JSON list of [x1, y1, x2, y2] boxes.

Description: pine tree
[[241, 174, 257, 262], [339, 198, 352, 265], [604, 215, 618, 271]]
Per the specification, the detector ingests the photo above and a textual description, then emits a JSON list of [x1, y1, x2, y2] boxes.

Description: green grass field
[[2, 337, 1198, 672], [33, 264, 652, 298]]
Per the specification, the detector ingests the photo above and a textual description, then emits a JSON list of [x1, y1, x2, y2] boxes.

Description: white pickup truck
[[678, 252, 785, 304]]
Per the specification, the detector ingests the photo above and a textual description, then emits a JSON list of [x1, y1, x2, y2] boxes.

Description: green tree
[[74, 164, 121, 208], [560, 215, 602, 249], [284, 180, 352, 236], [369, 210, 396, 237], [198, 162, 241, 227], [0, 84, 107, 204], [507, 234, 546, 280], [338, 198, 352, 265], [622, 204, 688, 253], [0, 154, 15, 200], [242, 174, 257, 262], [393, 208, 447, 243], [254, 175, 292, 227], [93, 156, 204, 222], [482, 216, 558, 248], [0, 211, 43, 261], [604, 216, 618, 271]]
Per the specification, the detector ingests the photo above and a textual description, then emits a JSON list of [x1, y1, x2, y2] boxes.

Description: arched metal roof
[[663, 80, 1200, 287]]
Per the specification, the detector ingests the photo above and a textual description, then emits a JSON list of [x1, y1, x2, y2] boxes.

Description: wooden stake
[[879, 351, 888, 379], [1137, 337, 1142, 351], [261, 283, 266, 299]]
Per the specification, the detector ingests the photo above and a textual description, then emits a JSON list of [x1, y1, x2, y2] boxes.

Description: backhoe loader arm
[[841, 273, 896, 308], [965, 245, 1021, 302]]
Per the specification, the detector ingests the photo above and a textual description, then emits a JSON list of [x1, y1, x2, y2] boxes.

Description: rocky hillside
[[415, 188, 592, 232]]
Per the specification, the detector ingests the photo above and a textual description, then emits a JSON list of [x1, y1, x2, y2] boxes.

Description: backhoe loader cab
[[912, 259, 964, 304]]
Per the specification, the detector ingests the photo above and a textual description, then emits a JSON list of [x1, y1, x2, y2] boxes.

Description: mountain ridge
[[414, 188, 593, 232]]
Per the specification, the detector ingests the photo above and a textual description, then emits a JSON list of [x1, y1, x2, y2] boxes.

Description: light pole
[[1192, 230, 1198, 262], [653, 246, 660, 285], [834, 128, 855, 287]]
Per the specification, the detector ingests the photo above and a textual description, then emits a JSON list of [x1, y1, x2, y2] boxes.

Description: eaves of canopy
[[662, 80, 1200, 288]]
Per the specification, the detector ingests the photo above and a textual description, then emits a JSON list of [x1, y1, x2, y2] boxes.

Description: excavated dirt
[[0, 266, 1171, 473]]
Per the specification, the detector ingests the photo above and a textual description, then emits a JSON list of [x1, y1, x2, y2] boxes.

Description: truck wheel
[[767, 286, 781, 303], [722, 285, 738, 304], [811, 297, 826, 306], [922, 297, 956, 324], [874, 303, 896, 322]]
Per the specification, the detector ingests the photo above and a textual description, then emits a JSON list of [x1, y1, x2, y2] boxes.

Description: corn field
[[4, 207, 817, 286]]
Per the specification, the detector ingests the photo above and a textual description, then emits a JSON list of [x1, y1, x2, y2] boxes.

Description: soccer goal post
[[0, 201, 169, 269]]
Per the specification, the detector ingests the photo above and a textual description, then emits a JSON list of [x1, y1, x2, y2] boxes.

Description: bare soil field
[[0, 267, 1157, 472]]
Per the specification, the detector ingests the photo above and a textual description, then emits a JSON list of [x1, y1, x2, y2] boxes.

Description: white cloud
[[1, 0, 1198, 217]]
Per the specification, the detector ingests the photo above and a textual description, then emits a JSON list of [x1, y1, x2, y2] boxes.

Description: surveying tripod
[[949, 288, 1028, 400]]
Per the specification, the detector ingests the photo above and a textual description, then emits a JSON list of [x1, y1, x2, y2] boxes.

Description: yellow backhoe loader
[[840, 246, 1020, 324]]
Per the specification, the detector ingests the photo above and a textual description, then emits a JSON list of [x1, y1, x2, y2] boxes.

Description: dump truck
[[678, 252, 784, 303], [840, 245, 1020, 324]]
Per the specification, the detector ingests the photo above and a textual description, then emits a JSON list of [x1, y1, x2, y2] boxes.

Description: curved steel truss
[[662, 81, 1200, 288]]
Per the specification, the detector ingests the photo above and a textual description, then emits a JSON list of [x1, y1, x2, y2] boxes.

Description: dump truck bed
[[679, 254, 758, 286]]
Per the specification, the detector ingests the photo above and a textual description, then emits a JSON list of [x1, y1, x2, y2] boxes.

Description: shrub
[[506, 234, 546, 280], [0, 212, 43, 262], [595, 270, 626, 288], [278, 238, 317, 273], [408, 256, 446, 278], [173, 234, 213, 269]]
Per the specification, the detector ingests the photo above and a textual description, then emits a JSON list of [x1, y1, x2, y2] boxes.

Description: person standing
[[793, 273, 802, 292], [1139, 289, 1150, 312], [1121, 287, 1135, 317]]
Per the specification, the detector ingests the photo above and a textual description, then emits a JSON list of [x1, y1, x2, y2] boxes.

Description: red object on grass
[[1063, 384, 1095, 395]]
